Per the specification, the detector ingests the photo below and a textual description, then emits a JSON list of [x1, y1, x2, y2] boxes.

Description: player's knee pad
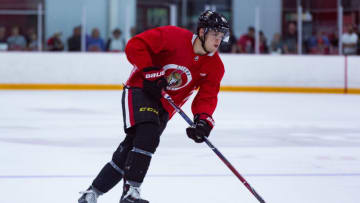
[[133, 122, 161, 153], [111, 134, 134, 170]]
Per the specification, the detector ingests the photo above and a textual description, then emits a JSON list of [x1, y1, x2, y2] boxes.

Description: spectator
[[328, 31, 339, 54], [47, 32, 64, 51], [87, 28, 105, 52], [341, 25, 358, 55], [307, 31, 330, 55], [68, 26, 82, 51], [270, 32, 283, 54], [25, 27, 36, 47], [27, 32, 38, 51], [259, 31, 269, 54], [219, 32, 240, 53], [283, 22, 298, 54], [7, 26, 27, 51], [237, 26, 255, 53], [0, 25, 8, 51], [106, 28, 125, 52]]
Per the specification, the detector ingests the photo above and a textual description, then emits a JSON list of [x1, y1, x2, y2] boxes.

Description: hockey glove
[[186, 113, 214, 143], [142, 67, 168, 101]]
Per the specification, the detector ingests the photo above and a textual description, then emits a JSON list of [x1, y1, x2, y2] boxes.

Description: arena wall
[[0, 52, 359, 94]]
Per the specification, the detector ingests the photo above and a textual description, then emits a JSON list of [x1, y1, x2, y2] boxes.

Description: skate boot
[[78, 186, 102, 203], [120, 182, 149, 203]]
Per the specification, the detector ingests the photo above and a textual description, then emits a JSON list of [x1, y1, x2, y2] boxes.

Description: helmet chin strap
[[199, 30, 211, 54]]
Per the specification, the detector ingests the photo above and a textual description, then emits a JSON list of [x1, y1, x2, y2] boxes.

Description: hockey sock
[[122, 122, 161, 183], [124, 148, 152, 183], [92, 161, 124, 193], [91, 136, 134, 193]]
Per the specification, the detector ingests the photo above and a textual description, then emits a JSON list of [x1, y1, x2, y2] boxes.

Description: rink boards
[[0, 52, 359, 94]]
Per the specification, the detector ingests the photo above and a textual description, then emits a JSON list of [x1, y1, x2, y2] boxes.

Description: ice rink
[[1, 90, 360, 203]]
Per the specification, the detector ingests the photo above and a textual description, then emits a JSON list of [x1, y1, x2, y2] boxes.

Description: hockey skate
[[120, 183, 149, 203], [78, 187, 100, 203]]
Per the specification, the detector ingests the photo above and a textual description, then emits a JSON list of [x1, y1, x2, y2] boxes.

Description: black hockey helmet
[[197, 10, 230, 43]]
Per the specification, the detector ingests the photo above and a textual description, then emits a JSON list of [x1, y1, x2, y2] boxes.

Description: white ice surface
[[1, 91, 360, 203]]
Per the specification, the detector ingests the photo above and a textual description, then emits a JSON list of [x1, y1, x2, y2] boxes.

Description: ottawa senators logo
[[167, 71, 182, 88], [163, 64, 192, 91]]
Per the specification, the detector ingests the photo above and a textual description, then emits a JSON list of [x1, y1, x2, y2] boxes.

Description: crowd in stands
[[0, 25, 126, 52], [0, 26, 39, 51], [0, 23, 360, 55], [219, 22, 360, 55]]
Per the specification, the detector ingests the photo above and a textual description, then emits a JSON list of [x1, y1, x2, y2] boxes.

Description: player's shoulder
[[212, 52, 225, 71], [202, 52, 224, 78]]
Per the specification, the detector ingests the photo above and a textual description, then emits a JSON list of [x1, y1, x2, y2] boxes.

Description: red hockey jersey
[[125, 25, 225, 119]]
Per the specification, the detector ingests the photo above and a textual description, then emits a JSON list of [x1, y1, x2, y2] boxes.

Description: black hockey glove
[[186, 113, 215, 143], [142, 66, 168, 101]]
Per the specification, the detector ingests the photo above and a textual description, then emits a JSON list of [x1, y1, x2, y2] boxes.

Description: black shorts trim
[[122, 87, 169, 132]]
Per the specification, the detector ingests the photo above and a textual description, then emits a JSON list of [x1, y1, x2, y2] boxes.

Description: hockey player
[[78, 10, 229, 203]]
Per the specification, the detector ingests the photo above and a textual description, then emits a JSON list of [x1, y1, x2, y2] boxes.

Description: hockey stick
[[161, 91, 266, 203]]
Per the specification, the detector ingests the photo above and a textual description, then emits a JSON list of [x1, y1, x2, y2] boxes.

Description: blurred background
[[0, 0, 359, 55], [1, 2, 360, 202]]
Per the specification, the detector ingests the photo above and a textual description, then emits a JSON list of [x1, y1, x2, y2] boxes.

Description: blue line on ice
[[1, 173, 360, 179]]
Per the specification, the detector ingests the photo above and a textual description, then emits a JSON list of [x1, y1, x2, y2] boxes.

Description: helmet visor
[[212, 27, 230, 43], [222, 31, 230, 43]]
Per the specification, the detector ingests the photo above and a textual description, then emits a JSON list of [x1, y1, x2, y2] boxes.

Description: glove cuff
[[142, 66, 165, 81], [195, 113, 215, 129]]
